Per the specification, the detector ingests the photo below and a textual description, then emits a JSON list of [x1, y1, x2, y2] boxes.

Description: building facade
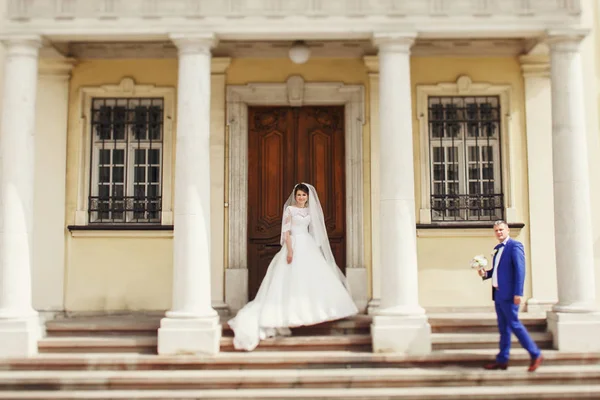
[[0, 0, 600, 356]]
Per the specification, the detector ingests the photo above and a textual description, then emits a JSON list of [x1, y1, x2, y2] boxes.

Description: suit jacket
[[482, 238, 526, 302]]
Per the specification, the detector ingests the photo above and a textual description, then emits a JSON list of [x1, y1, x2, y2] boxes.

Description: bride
[[228, 183, 358, 351]]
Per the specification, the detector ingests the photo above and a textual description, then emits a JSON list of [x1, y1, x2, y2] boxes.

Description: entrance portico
[[0, 0, 598, 357]]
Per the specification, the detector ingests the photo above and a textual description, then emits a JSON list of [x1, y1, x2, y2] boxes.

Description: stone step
[[45, 315, 372, 338], [44, 313, 548, 337], [431, 332, 554, 350], [428, 313, 547, 334], [38, 334, 373, 354], [39, 329, 553, 354], [0, 385, 599, 399], [0, 365, 599, 391], [220, 334, 372, 352], [7, 350, 600, 371]]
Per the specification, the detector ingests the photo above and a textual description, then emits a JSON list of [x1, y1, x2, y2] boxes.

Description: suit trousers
[[494, 300, 541, 363]]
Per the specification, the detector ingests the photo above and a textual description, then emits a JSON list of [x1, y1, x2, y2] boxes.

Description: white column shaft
[[0, 38, 41, 318], [169, 38, 216, 318], [378, 39, 423, 316], [549, 37, 596, 312]]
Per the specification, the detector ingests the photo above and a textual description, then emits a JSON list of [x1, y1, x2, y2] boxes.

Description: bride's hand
[[287, 251, 293, 264]]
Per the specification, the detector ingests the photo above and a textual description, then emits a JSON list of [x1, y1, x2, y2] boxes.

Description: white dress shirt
[[492, 237, 510, 288]]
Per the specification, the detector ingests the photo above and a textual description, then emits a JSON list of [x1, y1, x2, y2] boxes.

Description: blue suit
[[483, 238, 541, 364]]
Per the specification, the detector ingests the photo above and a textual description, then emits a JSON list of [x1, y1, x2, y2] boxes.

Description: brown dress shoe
[[483, 362, 508, 370], [528, 355, 544, 372]]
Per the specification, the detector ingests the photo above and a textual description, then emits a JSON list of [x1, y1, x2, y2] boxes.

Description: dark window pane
[[135, 149, 146, 165], [148, 184, 159, 198], [482, 165, 494, 179], [483, 181, 495, 194], [98, 185, 109, 198], [113, 184, 124, 198], [113, 167, 124, 183], [433, 164, 444, 181], [149, 149, 160, 165], [468, 164, 479, 180], [99, 150, 110, 165], [134, 185, 146, 198], [150, 166, 160, 183], [447, 165, 458, 181], [99, 167, 110, 183], [113, 106, 126, 140], [468, 146, 479, 162], [135, 166, 146, 183], [113, 149, 125, 165]]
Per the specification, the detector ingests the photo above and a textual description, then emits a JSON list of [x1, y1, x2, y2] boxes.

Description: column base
[[0, 316, 41, 357], [547, 311, 600, 352], [371, 314, 432, 354], [346, 267, 369, 313], [157, 315, 221, 355], [525, 298, 556, 313], [225, 268, 248, 313], [367, 298, 380, 315]]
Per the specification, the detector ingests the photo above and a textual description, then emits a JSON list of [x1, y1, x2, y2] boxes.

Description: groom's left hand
[[513, 295, 522, 305]]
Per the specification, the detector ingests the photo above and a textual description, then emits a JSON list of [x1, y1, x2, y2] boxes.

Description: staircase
[[0, 313, 598, 399]]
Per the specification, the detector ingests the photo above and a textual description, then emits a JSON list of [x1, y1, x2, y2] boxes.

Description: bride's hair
[[294, 183, 310, 195]]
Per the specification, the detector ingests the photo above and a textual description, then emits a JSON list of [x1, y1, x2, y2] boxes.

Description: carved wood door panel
[[247, 106, 346, 300]]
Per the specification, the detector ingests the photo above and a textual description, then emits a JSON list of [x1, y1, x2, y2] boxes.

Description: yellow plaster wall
[[64, 59, 177, 312], [411, 57, 532, 308], [63, 56, 532, 312]]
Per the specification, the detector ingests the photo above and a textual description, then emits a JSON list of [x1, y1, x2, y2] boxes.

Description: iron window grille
[[89, 97, 164, 224], [428, 96, 504, 222]]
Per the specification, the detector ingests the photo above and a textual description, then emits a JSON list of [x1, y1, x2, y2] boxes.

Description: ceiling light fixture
[[288, 40, 310, 64]]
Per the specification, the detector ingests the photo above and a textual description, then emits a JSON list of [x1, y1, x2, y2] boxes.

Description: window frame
[[416, 75, 515, 225], [75, 77, 175, 227]]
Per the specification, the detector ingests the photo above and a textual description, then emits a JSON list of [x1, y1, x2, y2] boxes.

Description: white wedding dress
[[228, 205, 358, 351]]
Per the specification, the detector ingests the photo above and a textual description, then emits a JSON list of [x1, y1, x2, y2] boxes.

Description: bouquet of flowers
[[470, 254, 488, 274]]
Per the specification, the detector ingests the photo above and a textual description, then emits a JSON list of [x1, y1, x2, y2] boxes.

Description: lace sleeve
[[280, 206, 292, 245]]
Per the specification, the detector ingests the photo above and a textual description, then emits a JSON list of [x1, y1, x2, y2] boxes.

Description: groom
[[478, 220, 543, 372]]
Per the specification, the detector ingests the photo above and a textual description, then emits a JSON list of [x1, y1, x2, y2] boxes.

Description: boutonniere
[[491, 249, 498, 257]]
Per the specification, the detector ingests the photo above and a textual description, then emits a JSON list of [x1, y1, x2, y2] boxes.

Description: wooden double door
[[247, 106, 346, 300]]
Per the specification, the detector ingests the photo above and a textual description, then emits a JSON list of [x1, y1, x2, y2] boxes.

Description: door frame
[[225, 75, 367, 312]]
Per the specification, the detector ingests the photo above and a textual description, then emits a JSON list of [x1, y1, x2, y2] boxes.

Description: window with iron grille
[[428, 96, 504, 222], [89, 98, 164, 224]]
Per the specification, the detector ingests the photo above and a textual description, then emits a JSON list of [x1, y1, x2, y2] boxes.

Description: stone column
[[519, 52, 558, 313], [33, 55, 76, 315], [371, 33, 431, 354], [546, 30, 600, 351], [0, 36, 42, 357], [158, 33, 221, 355]]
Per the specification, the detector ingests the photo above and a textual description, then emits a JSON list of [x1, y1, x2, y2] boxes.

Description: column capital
[[372, 32, 416, 53], [0, 35, 43, 57], [169, 33, 217, 55], [545, 29, 589, 52], [519, 54, 550, 78], [363, 55, 379, 74]]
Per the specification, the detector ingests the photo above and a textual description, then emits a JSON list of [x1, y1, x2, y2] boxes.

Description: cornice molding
[[3, 0, 582, 41]]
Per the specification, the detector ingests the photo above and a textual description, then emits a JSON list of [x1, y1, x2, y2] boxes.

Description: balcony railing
[[7, 0, 581, 20]]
